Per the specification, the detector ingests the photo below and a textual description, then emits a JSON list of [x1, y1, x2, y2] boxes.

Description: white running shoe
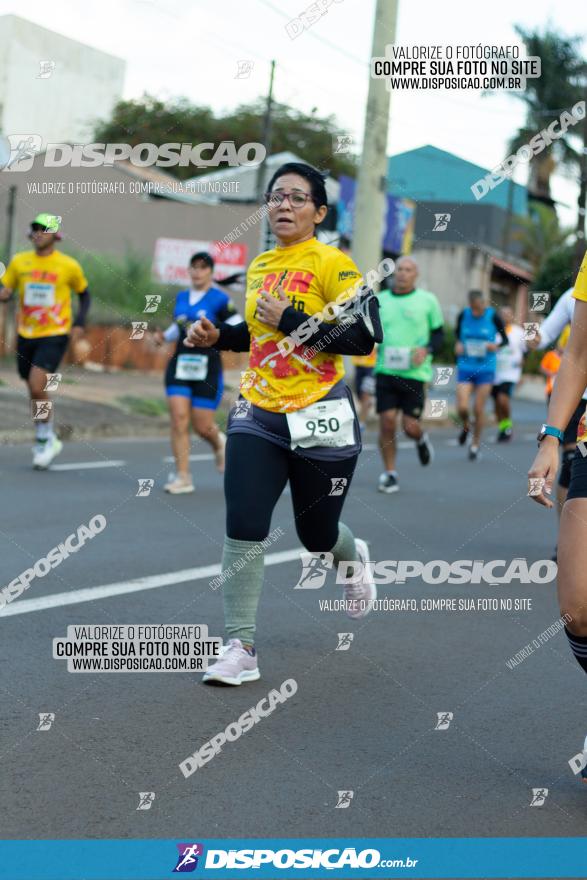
[[202, 638, 260, 685], [215, 431, 227, 473], [343, 538, 377, 619], [164, 474, 194, 494], [32, 436, 63, 470]]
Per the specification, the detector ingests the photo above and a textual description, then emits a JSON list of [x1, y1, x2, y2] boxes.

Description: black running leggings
[[224, 433, 359, 550]]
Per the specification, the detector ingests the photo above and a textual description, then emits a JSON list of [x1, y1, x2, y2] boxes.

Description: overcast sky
[[3, 0, 585, 225]]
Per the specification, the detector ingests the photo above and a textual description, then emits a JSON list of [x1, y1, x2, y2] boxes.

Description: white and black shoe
[[468, 445, 480, 462], [378, 471, 399, 494], [416, 433, 434, 466]]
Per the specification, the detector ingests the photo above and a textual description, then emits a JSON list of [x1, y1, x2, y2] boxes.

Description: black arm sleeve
[[428, 325, 445, 355], [73, 289, 90, 328], [213, 287, 383, 356], [455, 310, 464, 341], [493, 313, 509, 346], [214, 320, 251, 352], [277, 287, 383, 356]]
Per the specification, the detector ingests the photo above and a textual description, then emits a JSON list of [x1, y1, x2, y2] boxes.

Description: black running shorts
[[566, 448, 587, 500], [16, 334, 69, 381], [375, 374, 425, 418], [491, 381, 514, 399], [563, 400, 585, 447]]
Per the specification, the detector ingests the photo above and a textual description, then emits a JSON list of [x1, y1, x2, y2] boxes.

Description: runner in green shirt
[[375, 256, 444, 493]]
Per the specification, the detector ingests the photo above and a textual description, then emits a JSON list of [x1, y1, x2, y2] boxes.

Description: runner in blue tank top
[[455, 289, 508, 461], [154, 252, 241, 493]]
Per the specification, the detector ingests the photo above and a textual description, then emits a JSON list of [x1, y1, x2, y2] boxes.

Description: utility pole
[[502, 176, 514, 264], [255, 59, 276, 204], [256, 60, 276, 253], [352, 0, 398, 283], [1, 185, 17, 354], [4, 185, 16, 259]]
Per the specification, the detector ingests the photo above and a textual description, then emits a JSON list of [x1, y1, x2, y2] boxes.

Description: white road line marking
[[163, 454, 213, 462], [0, 549, 302, 618], [51, 460, 126, 471]]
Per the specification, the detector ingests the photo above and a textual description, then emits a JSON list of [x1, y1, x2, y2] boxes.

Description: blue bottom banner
[[1, 838, 587, 879]]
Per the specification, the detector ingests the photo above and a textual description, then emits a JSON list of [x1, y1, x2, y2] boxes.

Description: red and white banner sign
[[152, 238, 248, 284]]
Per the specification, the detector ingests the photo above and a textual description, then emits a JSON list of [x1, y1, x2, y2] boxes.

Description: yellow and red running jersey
[[2, 250, 88, 339], [242, 237, 362, 412]]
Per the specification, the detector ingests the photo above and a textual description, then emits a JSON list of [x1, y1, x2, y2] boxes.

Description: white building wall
[[0, 15, 125, 145], [411, 244, 492, 322]]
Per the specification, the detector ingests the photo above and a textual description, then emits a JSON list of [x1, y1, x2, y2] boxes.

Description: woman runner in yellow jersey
[[528, 251, 587, 775], [186, 162, 383, 685]]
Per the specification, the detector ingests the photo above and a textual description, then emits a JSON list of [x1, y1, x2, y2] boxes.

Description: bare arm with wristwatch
[[528, 299, 587, 508]]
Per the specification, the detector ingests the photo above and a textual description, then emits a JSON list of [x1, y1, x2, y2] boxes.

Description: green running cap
[[32, 212, 61, 232]]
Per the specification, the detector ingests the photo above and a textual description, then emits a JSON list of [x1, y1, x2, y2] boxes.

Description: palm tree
[[512, 202, 573, 273], [503, 26, 586, 205]]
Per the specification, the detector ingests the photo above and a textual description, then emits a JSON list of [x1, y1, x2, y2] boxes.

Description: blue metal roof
[[387, 145, 527, 215]]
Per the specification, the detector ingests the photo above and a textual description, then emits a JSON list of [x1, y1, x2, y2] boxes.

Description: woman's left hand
[[256, 287, 291, 328]]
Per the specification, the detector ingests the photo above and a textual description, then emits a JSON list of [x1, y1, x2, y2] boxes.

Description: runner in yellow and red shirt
[[185, 161, 383, 685], [0, 213, 90, 469], [528, 250, 587, 779]]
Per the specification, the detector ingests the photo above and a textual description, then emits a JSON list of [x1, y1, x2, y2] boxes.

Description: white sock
[[35, 420, 54, 442]]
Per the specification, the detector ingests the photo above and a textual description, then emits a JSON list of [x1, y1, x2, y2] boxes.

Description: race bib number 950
[[286, 398, 356, 449]]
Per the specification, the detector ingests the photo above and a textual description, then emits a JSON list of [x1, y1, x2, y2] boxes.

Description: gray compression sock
[[221, 535, 265, 646], [330, 521, 358, 564]]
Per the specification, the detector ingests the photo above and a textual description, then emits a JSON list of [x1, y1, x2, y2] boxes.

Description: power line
[[256, 0, 368, 68]]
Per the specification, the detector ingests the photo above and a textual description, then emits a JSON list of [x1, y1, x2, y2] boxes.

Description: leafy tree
[[512, 202, 573, 273], [501, 26, 586, 203], [92, 94, 357, 181], [531, 241, 579, 303]]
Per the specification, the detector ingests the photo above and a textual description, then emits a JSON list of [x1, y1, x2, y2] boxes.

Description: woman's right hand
[[528, 437, 560, 508], [185, 316, 220, 348], [455, 341, 464, 355]]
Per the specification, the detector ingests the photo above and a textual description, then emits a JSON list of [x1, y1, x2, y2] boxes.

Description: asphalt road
[[1, 397, 585, 848]]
